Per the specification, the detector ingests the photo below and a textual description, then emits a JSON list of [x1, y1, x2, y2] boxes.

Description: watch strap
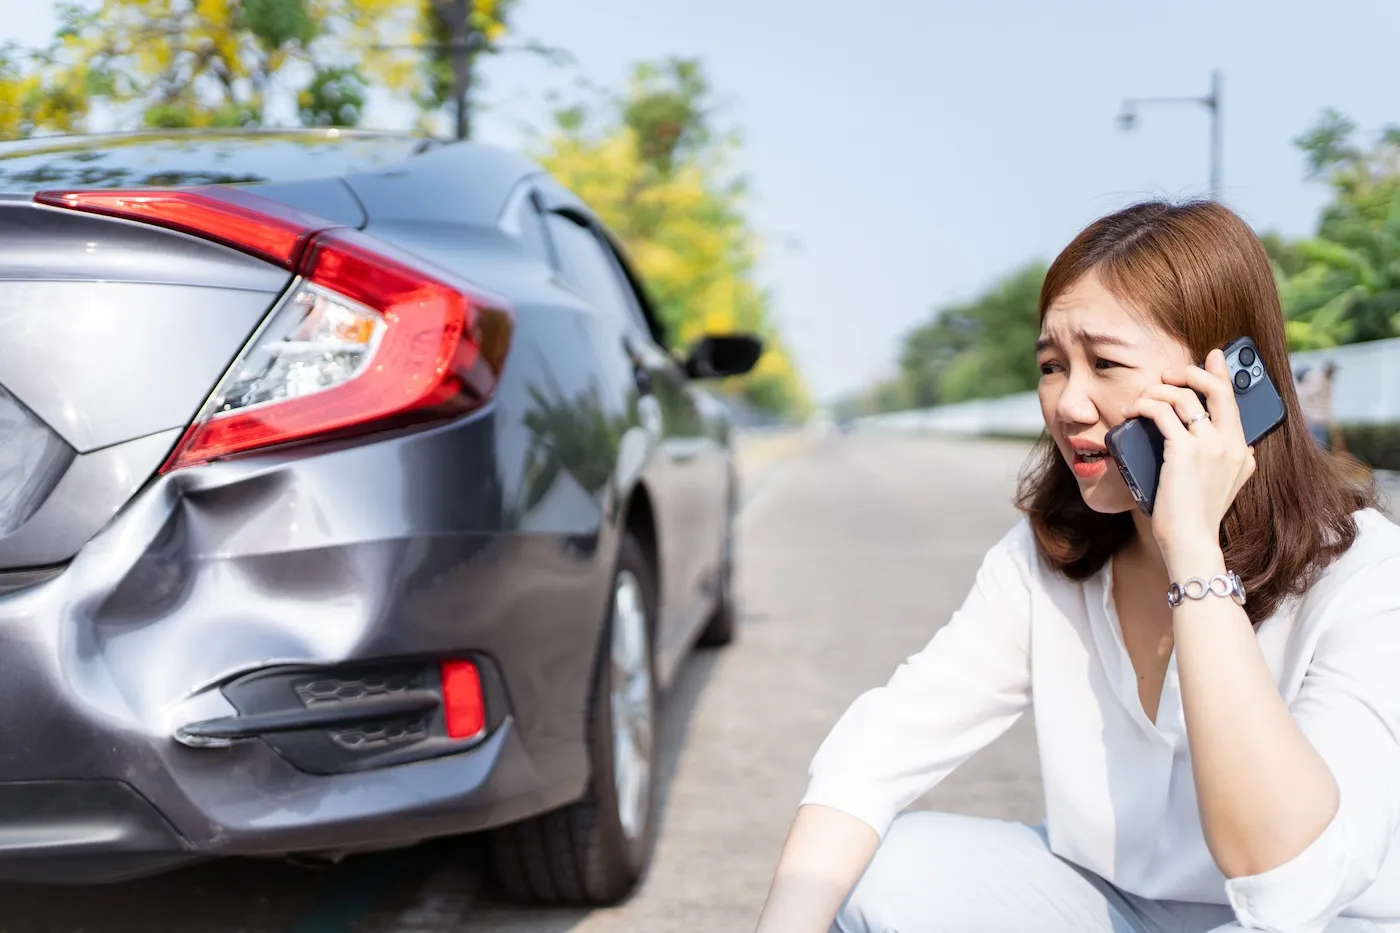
[[1167, 570, 1247, 609]]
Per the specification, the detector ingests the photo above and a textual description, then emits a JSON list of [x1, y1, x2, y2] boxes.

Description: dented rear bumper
[[0, 411, 611, 881]]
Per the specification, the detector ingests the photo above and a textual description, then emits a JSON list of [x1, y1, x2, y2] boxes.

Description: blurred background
[[3, 3, 1400, 931], [7, 0, 1400, 459]]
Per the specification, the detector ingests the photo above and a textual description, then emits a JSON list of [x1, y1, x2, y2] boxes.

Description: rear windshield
[[0, 130, 436, 193]]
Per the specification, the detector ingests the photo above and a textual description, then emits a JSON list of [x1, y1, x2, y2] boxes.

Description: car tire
[[487, 533, 658, 906]]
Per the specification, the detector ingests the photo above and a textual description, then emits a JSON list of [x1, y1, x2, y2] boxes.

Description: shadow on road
[[391, 640, 726, 932], [0, 857, 349, 932], [0, 638, 726, 933]]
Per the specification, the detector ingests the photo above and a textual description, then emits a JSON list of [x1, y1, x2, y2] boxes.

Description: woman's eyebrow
[[1035, 332, 1136, 353]]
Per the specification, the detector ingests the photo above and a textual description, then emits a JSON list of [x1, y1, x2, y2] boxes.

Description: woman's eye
[[1094, 358, 1122, 370], [1038, 361, 1062, 375]]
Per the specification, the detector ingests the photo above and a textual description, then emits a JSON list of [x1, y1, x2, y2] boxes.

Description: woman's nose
[[1055, 374, 1099, 426]]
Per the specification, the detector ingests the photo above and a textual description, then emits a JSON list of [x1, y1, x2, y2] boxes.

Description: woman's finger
[[1122, 396, 1192, 445], [1138, 383, 1211, 430], [1164, 350, 1244, 439]]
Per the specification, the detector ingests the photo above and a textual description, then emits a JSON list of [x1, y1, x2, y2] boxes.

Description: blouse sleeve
[[799, 519, 1036, 838], [1224, 555, 1400, 933]]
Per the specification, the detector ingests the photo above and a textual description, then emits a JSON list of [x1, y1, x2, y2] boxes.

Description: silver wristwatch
[[1166, 570, 1247, 609]]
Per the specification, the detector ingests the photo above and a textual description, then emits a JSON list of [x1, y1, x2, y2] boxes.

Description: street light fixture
[[1117, 70, 1223, 201]]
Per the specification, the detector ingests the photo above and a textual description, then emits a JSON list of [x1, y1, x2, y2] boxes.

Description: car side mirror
[[683, 334, 764, 380]]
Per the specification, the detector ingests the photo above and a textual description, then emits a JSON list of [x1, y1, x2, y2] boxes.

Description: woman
[[755, 201, 1400, 933]]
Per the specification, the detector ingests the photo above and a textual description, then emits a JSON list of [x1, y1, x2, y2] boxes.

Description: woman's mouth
[[1070, 444, 1110, 479]]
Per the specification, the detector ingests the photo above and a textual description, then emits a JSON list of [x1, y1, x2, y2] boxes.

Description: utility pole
[[377, 0, 482, 141], [1118, 69, 1223, 201], [1208, 69, 1222, 201], [375, 9, 569, 142], [445, 0, 481, 141]]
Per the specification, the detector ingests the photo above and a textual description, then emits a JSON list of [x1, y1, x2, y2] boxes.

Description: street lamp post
[[1117, 69, 1223, 201]]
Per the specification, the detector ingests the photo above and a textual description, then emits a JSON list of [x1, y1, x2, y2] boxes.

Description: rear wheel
[[488, 533, 658, 906]]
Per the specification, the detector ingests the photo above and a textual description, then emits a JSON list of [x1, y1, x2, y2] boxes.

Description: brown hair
[[1015, 199, 1376, 623]]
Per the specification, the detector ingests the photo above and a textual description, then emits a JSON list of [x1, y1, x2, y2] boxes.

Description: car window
[[544, 212, 651, 334], [595, 233, 670, 350]]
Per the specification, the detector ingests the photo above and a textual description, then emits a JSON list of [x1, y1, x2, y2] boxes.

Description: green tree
[[298, 65, 367, 127], [895, 302, 978, 408], [1277, 109, 1400, 349], [1259, 230, 1308, 279], [887, 262, 1045, 408], [622, 58, 711, 174]]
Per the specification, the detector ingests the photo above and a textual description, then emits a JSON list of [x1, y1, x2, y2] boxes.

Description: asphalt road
[[0, 432, 1042, 933]]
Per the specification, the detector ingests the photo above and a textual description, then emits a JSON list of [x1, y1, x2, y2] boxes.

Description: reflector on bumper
[[176, 657, 501, 775]]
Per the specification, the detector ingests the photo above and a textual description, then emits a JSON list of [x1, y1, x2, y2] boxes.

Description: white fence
[[862, 336, 1400, 438]]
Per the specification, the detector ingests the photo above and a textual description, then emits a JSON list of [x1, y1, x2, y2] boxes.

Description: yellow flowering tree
[[538, 58, 809, 416], [0, 36, 97, 138], [0, 0, 512, 138]]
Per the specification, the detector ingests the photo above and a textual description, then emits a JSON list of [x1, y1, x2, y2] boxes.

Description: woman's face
[[1036, 270, 1195, 514]]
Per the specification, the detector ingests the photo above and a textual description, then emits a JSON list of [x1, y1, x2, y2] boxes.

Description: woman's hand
[[1120, 348, 1256, 563]]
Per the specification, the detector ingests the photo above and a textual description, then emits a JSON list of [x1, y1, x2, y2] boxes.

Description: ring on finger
[[1185, 411, 1211, 428]]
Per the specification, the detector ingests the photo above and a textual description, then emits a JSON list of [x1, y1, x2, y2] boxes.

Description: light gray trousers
[[833, 811, 1384, 933]]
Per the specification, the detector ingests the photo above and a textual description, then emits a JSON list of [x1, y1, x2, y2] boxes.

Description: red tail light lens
[[33, 187, 335, 268], [440, 660, 487, 740], [35, 186, 513, 471]]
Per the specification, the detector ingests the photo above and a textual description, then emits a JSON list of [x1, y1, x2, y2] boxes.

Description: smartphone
[[1106, 336, 1286, 515]]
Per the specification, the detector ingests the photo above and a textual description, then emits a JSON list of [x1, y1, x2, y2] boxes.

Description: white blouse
[[802, 509, 1400, 933]]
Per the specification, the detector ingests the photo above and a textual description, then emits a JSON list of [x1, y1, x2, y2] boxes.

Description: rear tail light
[[35, 187, 513, 471], [33, 187, 334, 268]]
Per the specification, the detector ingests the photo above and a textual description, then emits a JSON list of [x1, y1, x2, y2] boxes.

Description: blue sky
[[9, 0, 1400, 401]]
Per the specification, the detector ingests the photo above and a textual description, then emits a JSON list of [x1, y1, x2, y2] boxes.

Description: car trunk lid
[[0, 198, 293, 569]]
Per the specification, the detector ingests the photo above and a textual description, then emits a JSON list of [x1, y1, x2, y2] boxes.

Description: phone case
[[1106, 336, 1286, 515]]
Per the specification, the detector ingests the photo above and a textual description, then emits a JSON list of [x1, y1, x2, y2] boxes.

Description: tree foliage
[[0, 41, 78, 138], [1275, 109, 1400, 350], [0, 0, 511, 138], [536, 58, 809, 416], [852, 262, 1044, 415]]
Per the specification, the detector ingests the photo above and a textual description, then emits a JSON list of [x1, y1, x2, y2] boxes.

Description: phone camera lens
[[1238, 346, 1257, 366], [1233, 369, 1252, 391]]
